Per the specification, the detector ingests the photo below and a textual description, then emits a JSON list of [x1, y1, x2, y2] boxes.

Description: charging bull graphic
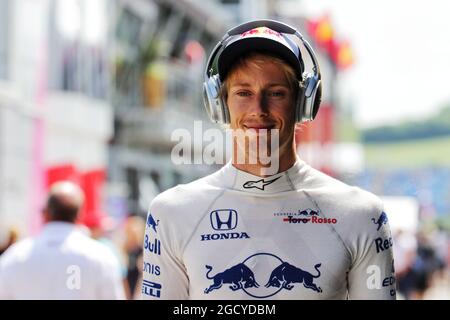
[[298, 209, 319, 216], [204, 263, 260, 294], [146, 213, 159, 233], [372, 212, 388, 231], [265, 261, 322, 293]]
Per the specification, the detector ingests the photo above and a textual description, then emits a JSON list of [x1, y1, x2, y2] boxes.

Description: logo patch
[[243, 176, 281, 190], [210, 209, 238, 231], [283, 215, 337, 224], [265, 262, 322, 293], [142, 280, 162, 298], [144, 234, 161, 255], [372, 212, 388, 231], [274, 208, 319, 217], [147, 213, 159, 233], [143, 262, 161, 276], [275, 209, 337, 224], [241, 27, 283, 39], [204, 253, 322, 298], [201, 209, 250, 241]]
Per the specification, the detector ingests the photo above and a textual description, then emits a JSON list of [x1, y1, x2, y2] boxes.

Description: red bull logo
[[241, 27, 282, 39], [144, 234, 161, 256], [204, 263, 260, 294], [146, 212, 159, 233], [265, 262, 322, 293], [204, 253, 323, 298], [372, 212, 388, 231]]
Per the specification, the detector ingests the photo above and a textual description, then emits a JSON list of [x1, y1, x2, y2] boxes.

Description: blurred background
[[0, 0, 449, 299]]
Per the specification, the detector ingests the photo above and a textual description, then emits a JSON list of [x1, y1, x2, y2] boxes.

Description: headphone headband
[[205, 19, 320, 81], [227, 19, 297, 36]]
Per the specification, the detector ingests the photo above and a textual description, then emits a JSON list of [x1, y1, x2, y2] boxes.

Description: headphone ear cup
[[311, 80, 322, 120], [299, 74, 321, 122], [202, 75, 229, 124], [295, 83, 306, 123]]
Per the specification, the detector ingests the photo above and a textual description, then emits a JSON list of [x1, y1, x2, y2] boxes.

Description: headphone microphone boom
[[202, 19, 322, 124]]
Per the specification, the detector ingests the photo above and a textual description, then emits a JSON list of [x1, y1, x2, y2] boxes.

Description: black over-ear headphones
[[203, 19, 322, 124]]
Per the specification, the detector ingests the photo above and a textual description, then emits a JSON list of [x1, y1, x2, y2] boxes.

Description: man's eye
[[268, 91, 285, 97], [236, 91, 251, 97]]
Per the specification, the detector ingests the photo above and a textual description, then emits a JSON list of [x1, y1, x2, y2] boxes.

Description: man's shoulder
[[303, 166, 383, 219], [0, 238, 34, 266]]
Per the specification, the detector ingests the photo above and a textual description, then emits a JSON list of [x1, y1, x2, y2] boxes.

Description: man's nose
[[248, 93, 269, 117]]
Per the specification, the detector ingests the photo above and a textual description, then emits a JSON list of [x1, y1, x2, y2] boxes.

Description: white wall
[[0, 0, 113, 237], [0, 85, 34, 236], [44, 92, 113, 171]]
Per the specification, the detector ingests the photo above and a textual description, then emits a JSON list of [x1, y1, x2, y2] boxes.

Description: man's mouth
[[243, 124, 276, 131]]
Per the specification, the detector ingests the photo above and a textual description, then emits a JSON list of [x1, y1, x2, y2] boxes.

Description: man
[[0, 181, 125, 299], [142, 20, 396, 299]]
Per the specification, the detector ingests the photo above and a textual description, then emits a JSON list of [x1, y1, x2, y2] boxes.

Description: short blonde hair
[[220, 52, 301, 102]]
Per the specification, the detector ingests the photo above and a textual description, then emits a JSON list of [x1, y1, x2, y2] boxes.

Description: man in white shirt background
[[0, 181, 125, 299]]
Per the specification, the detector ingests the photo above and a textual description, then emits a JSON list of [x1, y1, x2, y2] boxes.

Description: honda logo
[[210, 209, 238, 231]]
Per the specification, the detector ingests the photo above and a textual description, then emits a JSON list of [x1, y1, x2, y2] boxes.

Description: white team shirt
[[142, 159, 396, 300], [0, 222, 125, 300]]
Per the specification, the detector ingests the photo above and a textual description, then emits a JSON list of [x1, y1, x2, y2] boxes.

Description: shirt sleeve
[[141, 200, 189, 300], [347, 210, 397, 300]]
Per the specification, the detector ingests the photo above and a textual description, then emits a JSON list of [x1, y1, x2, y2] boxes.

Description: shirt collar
[[226, 159, 305, 194], [41, 221, 78, 236]]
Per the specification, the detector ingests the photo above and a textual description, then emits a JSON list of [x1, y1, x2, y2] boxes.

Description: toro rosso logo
[[372, 212, 388, 231], [278, 208, 337, 224], [204, 253, 322, 298]]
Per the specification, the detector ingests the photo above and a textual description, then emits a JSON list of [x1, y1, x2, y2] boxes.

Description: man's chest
[[183, 195, 351, 299]]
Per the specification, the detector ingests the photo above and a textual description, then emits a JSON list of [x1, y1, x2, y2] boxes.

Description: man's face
[[226, 57, 297, 153]]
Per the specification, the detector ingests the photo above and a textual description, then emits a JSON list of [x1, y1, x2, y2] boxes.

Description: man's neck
[[232, 147, 297, 177]]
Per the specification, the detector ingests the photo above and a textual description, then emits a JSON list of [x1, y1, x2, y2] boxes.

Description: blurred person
[[122, 215, 146, 299], [408, 232, 446, 299], [0, 181, 125, 299], [393, 229, 418, 299], [86, 215, 129, 297], [0, 227, 19, 256], [431, 227, 450, 275], [422, 227, 450, 299], [142, 20, 396, 299]]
